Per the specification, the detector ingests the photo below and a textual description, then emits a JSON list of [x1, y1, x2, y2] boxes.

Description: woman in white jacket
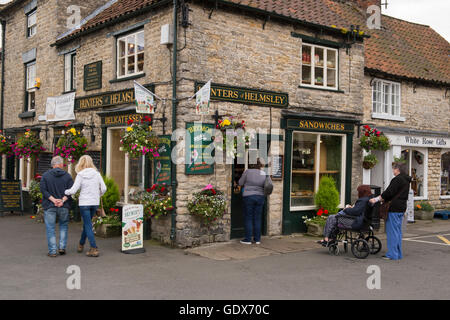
[[65, 155, 107, 257]]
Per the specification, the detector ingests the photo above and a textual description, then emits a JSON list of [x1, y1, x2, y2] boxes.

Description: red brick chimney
[[349, 0, 382, 12]]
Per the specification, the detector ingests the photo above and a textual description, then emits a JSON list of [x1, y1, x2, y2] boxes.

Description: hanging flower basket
[[12, 129, 46, 159], [214, 116, 253, 159], [120, 116, 160, 159], [362, 153, 379, 170], [54, 123, 88, 163], [0, 130, 13, 156], [130, 183, 173, 220], [188, 184, 227, 225], [359, 125, 391, 152]]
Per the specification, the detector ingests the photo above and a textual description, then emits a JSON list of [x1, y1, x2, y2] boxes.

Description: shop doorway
[[230, 155, 267, 240]]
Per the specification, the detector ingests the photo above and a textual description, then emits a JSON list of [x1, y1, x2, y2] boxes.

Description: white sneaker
[[255, 242, 261, 245], [240, 240, 252, 245]]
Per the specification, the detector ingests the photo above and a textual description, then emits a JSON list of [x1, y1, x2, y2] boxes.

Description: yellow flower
[[223, 119, 231, 126], [148, 126, 152, 131], [69, 128, 77, 135], [127, 127, 133, 132]]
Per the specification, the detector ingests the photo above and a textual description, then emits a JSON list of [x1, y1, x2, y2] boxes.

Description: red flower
[[110, 208, 114, 212], [151, 184, 156, 191], [64, 122, 71, 127], [127, 119, 134, 125], [115, 209, 119, 213], [161, 187, 166, 192], [324, 210, 329, 215], [317, 209, 323, 216], [146, 188, 151, 193], [211, 189, 216, 195]]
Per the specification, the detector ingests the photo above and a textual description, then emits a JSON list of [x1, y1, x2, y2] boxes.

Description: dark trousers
[[243, 195, 265, 242]]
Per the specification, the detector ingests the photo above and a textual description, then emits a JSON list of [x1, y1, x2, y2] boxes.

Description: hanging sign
[[0, 180, 23, 213], [45, 92, 76, 122], [195, 80, 211, 115], [121, 204, 144, 252], [154, 135, 172, 185], [185, 123, 215, 175], [134, 81, 156, 114]]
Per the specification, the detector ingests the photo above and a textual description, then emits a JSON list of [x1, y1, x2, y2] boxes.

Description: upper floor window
[[372, 79, 403, 121], [117, 30, 144, 78], [64, 52, 76, 92], [27, 10, 37, 38], [25, 61, 36, 111], [301, 44, 338, 90]]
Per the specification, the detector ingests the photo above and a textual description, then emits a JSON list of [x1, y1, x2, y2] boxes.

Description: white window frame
[[300, 43, 339, 90], [440, 149, 450, 200], [64, 52, 76, 92], [290, 131, 346, 211], [401, 147, 428, 201], [371, 79, 405, 121], [27, 10, 37, 38], [25, 62, 36, 112], [116, 30, 145, 79]]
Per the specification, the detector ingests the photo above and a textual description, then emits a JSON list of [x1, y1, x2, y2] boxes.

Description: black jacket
[[343, 196, 371, 229], [40, 168, 74, 210], [381, 174, 411, 213]]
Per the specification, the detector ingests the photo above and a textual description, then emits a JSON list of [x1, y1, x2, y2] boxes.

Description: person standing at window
[[238, 159, 272, 245], [65, 155, 107, 257], [370, 162, 411, 260]]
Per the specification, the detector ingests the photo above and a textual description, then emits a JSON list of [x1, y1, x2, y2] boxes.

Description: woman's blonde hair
[[75, 155, 97, 173]]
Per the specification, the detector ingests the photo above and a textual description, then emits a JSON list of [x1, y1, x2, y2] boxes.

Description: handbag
[[264, 174, 273, 196], [96, 186, 106, 217], [379, 183, 410, 220]]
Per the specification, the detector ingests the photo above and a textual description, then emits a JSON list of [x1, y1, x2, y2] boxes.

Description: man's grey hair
[[51, 156, 64, 167]]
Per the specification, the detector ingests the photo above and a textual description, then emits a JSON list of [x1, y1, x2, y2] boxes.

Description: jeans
[[386, 212, 404, 260], [243, 195, 265, 242], [44, 207, 70, 254], [79, 206, 98, 248]]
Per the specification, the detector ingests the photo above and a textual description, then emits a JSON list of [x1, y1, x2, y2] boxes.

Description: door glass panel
[[129, 156, 144, 191], [411, 150, 425, 197], [319, 135, 342, 193], [110, 129, 126, 198]]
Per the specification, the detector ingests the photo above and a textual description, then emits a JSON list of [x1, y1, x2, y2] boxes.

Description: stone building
[[0, 0, 448, 247]]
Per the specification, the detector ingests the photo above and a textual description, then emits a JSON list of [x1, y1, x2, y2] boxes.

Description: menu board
[[271, 155, 284, 180], [154, 135, 172, 185], [185, 123, 215, 175], [121, 204, 144, 252], [0, 180, 23, 212]]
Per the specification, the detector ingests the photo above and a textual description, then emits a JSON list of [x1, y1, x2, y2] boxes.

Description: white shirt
[[65, 168, 107, 206]]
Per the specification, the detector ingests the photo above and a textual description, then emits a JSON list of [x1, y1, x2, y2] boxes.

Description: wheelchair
[[326, 203, 382, 259]]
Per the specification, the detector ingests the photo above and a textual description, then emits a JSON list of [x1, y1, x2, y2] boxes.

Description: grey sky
[[382, 0, 450, 42]]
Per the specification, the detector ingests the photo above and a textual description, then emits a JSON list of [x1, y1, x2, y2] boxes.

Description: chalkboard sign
[[84, 61, 102, 91], [185, 123, 215, 175], [271, 155, 284, 180], [0, 180, 24, 213]]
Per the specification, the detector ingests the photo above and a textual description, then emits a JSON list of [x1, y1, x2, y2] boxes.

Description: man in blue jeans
[[40, 156, 73, 257]]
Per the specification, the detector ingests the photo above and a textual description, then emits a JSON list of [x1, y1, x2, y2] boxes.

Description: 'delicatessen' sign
[[195, 82, 289, 108], [101, 113, 144, 127], [0, 180, 23, 212]]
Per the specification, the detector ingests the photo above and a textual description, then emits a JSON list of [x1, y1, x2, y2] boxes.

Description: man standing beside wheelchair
[[370, 162, 411, 261]]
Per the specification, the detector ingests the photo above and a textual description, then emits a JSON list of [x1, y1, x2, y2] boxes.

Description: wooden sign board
[[83, 61, 102, 91], [0, 180, 24, 215]]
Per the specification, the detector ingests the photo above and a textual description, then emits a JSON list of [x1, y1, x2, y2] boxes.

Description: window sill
[[298, 85, 344, 93], [440, 195, 450, 200], [62, 90, 76, 95], [371, 113, 406, 122], [110, 73, 145, 84], [19, 111, 36, 119]]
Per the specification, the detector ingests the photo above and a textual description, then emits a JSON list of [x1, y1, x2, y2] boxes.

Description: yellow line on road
[[437, 236, 450, 245]]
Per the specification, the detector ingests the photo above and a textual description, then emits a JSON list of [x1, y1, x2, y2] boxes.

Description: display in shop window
[[441, 151, 450, 196]]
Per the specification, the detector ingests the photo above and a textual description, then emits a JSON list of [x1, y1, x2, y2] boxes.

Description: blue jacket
[[40, 168, 74, 210], [342, 196, 371, 229]]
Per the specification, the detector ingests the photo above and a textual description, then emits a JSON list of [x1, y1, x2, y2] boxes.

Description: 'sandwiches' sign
[[195, 82, 289, 108]]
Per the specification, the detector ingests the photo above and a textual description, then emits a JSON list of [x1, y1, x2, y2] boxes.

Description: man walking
[[40, 156, 73, 257]]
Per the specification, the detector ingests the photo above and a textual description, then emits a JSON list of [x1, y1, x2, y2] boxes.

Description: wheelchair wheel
[[328, 244, 340, 256], [351, 239, 370, 259], [365, 236, 382, 255]]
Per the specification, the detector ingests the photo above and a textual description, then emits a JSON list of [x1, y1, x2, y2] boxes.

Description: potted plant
[[303, 209, 329, 236], [54, 122, 88, 164], [120, 116, 160, 159], [315, 176, 340, 215], [187, 184, 227, 226], [359, 125, 391, 152], [363, 153, 379, 170], [93, 209, 122, 238], [414, 201, 435, 220]]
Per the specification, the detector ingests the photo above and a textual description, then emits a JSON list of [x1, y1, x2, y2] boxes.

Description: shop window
[[64, 52, 76, 92], [372, 79, 403, 121], [117, 30, 144, 78], [441, 151, 450, 197], [27, 9, 37, 38], [301, 44, 338, 90], [291, 132, 345, 210], [25, 61, 36, 112], [107, 128, 145, 202], [400, 148, 427, 199]]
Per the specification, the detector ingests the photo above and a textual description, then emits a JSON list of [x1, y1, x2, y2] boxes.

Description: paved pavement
[[1, 214, 450, 300]]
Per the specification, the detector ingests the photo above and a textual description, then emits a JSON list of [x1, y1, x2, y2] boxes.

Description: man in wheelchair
[[318, 185, 373, 247]]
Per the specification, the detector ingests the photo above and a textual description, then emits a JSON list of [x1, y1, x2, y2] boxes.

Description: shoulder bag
[[379, 183, 409, 220], [264, 174, 273, 196]]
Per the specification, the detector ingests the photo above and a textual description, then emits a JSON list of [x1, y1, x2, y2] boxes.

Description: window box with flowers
[[414, 201, 435, 220], [188, 184, 227, 226], [302, 209, 330, 236]]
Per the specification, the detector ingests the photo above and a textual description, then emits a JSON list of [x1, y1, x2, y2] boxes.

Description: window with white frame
[[372, 79, 402, 119], [64, 52, 76, 92], [27, 10, 37, 38], [291, 132, 346, 210], [25, 61, 36, 111], [117, 30, 145, 78], [301, 44, 338, 89]]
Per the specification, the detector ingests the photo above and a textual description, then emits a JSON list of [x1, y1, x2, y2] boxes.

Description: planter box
[[306, 223, 324, 237], [414, 210, 434, 220], [95, 224, 121, 238]]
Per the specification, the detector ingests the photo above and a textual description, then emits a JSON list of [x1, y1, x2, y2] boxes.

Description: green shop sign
[[286, 119, 354, 133], [185, 123, 215, 175], [195, 82, 289, 108], [83, 61, 102, 91], [154, 135, 172, 185]]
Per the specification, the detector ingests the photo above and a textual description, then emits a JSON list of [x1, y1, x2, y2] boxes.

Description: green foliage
[[359, 126, 391, 152], [101, 176, 120, 213], [393, 156, 407, 164], [314, 176, 340, 215], [29, 180, 42, 203], [130, 184, 173, 220], [120, 118, 160, 159], [55, 126, 88, 162], [302, 215, 328, 226], [188, 186, 227, 225], [363, 153, 379, 169], [415, 201, 435, 212]]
